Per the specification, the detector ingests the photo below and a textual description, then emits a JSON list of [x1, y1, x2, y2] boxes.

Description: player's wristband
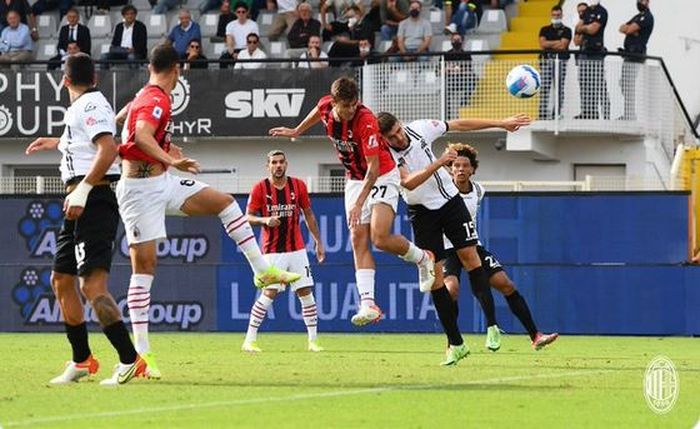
[[66, 181, 94, 208]]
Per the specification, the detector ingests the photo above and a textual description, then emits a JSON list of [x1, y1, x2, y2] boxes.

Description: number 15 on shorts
[[463, 221, 477, 241]]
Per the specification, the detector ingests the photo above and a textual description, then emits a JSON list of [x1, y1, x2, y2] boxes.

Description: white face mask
[[348, 17, 358, 28], [589, 0, 599, 6], [551, 18, 562, 25], [359, 46, 370, 54]]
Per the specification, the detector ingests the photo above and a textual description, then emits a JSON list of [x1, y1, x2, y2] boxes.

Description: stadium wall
[[2, 192, 697, 336]]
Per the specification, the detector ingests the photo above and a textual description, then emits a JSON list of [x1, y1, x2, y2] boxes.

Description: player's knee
[[369, 229, 389, 251], [498, 279, 516, 296]]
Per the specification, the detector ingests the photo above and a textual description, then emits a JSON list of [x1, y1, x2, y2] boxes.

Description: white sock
[[401, 242, 427, 265], [299, 293, 318, 341], [245, 294, 274, 342], [127, 273, 153, 354], [355, 269, 375, 308], [219, 202, 269, 275]]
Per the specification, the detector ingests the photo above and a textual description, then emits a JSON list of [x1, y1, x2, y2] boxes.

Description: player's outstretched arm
[[303, 206, 325, 263], [269, 106, 321, 138], [64, 133, 119, 220], [399, 148, 457, 190], [25, 137, 60, 155], [135, 120, 200, 174], [447, 114, 531, 133]]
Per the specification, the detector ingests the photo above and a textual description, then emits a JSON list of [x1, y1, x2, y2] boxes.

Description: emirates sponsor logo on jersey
[[266, 203, 296, 218]]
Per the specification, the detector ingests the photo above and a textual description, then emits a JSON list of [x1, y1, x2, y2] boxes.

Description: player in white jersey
[[377, 111, 530, 364], [443, 143, 559, 351], [25, 53, 146, 385]]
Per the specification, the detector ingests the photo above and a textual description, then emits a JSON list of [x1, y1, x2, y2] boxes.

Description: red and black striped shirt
[[317, 95, 396, 180], [247, 177, 311, 254]]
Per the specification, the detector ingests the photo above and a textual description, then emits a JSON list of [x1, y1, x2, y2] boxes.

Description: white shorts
[[263, 249, 314, 292], [344, 167, 401, 225], [116, 172, 209, 244]]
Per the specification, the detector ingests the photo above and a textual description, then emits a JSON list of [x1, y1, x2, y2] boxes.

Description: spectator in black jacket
[[287, 2, 321, 49], [328, 4, 374, 66], [100, 5, 147, 68], [216, 0, 235, 39], [48, 8, 90, 70], [183, 39, 208, 69]]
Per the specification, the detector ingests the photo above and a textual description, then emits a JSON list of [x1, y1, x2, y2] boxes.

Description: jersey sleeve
[[357, 113, 383, 158], [296, 179, 311, 209], [538, 26, 547, 38], [133, 96, 168, 129], [84, 102, 117, 142], [247, 182, 264, 214], [476, 182, 486, 204], [637, 13, 653, 30], [563, 26, 572, 40], [410, 119, 448, 145]]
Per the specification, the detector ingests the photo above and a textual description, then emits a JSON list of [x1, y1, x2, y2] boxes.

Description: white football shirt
[[58, 89, 120, 183], [388, 119, 457, 210], [444, 179, 485, 249]]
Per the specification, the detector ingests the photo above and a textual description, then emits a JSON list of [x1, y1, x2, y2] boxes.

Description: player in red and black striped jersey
[[243, 150, 325, 353], [269, 77, 436, 327]]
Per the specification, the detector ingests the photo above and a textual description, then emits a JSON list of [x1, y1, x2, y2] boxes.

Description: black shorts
[[408, 195, 478, 262], [53, 185, 119, 276], [443, 245, 504, 281]]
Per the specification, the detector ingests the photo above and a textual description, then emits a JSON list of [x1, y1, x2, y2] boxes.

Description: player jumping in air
[[242, 150, 325, 353], [377, 111, 530, 364], [26, 53, 146, 385], [445, 143, 559, 351], [115, 44, 300, 378], [269, 77, 435, 326]]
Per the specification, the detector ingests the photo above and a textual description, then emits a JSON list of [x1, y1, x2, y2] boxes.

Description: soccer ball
[[505, 65, 541, 98]]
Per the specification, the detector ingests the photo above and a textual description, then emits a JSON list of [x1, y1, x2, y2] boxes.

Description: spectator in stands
[[216, 0, 235, 39], [287, 2, 320, 49], [327, 3, 374, 66], [153, 0, 179, 15], [573, 2, 587, 113], [394, 0, 431, 62], [575, 0, 609, 120], [444, 0, 477, 36], [48, 8, 90, 70], [320, 0, 360, 41], [0, 0, 38, 41], [267, 0, 298, 41], [94, 0, 129, 15], [0, 10, 34, 65], [183, 38, 208, 69], [100, 5, 147, 69], [538, 5, 571, 120], [487, 0, 512, 8], [445, 32, 476, 116], [298, 34, 328, 68], [31, 0, 72, 22], [220, 2, 259, 67], [235, 32, 266, 68], [618, 0, 653, 121], [167, 8, 202, 58], [379, 0, 407, 41]]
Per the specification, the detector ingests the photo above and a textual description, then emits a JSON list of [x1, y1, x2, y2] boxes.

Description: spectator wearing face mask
[[380, 0, 408, 41], [393, 0, 432, 62], [575, 0, 609, 120], [444, 32, 476, 116], [618, 0, 653, 121], [320, 0, 363, 41], [538, 5, 572, 120], [327, 4, 375, 66], [298, 34, 328, 68]]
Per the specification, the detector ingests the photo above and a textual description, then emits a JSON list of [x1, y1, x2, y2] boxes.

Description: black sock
[[103, 321, 138, 364], [431, 286, 463, 346], [452, 299, 459, 319], [505, 290, 538, 340], [468, 266, 497, 327], [65, 322, 91, 363]]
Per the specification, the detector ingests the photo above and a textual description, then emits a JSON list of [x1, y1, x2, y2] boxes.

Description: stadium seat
[[132, 0, 153, 11], [427, 7, 444, 34], [377, 40, 392, 53], [476, 9, 507, 34], [199, 13, 219, 38], [36, 40, 57, 61], [146, 13, 169, 38], [208, 41, 227, 59], [321, 41, 333, 53], [268, 40, 288, 58], [36, 14, 58, 39], [88, 14, 112, 38], [429, 35, 449, 53], [258, 12, 275, 37], [93, 38, 112, 57]]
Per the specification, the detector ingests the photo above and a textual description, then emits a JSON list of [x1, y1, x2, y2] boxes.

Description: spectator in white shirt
[[220, 1, 259, 68], [297, 34, 328, 68], [234, 32, 267, 69], [100, 5, 147, 69]]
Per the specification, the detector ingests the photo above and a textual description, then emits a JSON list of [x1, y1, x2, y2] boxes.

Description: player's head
[[330, 77, 359, 121], [149, 43, 180, 91], [266, 150, 288, 179], [63, 52, 95, 91], [377, 112, 408, 150], [448, 142, 478, 183]]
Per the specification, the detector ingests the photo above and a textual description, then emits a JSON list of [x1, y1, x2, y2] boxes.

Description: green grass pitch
[[0, 333, 698, 428]]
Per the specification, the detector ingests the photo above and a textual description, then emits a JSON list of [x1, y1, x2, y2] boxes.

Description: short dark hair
[[234, 1, 248, 11], [551, 5, 562, 12], [330, 77, 359, 103], [577, 2, 588, 8], [64, 53, 95, 87], [66, 7, 79, 16], [448, 142, 479, 170], [149, 43, 179, 73], [266, 149, 286, 162], [377, 111, 399, 136], [246, 32, 259, 41], [121, 4, 137, 15]]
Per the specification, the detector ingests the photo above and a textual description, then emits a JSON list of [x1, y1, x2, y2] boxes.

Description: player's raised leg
[[348, 221, 383, 326]]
